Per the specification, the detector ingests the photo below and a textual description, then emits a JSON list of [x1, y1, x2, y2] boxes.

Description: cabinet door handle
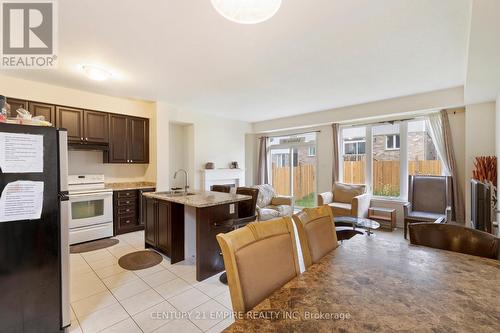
[[80, 137, 83, 141], [126, 209, 130, 212], [126, 201, 130, 204], [125, 219, 131, 224]]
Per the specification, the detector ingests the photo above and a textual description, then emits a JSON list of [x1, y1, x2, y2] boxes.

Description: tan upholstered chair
[[216, 217, 301, 313], [293, 205, 338, 268], [317, 182, 371, 218]]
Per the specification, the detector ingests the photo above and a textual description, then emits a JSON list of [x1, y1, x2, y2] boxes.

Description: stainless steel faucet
[[174, 169, 189, 193]]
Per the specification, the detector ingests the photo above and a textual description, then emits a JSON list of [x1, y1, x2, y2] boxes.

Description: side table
[[368, 207, 396, 231]]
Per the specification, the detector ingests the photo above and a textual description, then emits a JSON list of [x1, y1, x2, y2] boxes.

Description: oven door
[[68, 192, 113, 229]]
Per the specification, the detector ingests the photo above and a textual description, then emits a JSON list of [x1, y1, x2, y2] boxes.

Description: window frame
[[340, 119, 442, 201], [385, 134, 400, 150]]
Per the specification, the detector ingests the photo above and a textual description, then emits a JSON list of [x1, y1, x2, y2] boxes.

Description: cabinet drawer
[[116, 197, 137, 206], [118, 206, 136, 215], [116, 190, 137, 199], [118, 214, 137, 228]]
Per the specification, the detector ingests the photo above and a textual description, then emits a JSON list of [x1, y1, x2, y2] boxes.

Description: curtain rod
[[259, 130, 321, 139]]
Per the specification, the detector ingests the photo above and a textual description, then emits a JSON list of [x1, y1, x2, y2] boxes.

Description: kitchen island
[[142, 191, 251, 281]]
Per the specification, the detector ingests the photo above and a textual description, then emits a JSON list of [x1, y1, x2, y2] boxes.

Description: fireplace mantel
[[201, 168, 245, 191]]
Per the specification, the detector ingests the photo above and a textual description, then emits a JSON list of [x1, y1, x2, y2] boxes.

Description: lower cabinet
[[144, 197, 185, 263], [114, 188, 155, 235]]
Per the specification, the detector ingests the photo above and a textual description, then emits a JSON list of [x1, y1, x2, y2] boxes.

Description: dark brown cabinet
[[5, 96, 149, 164], [144, 197, 184, 263], [56, 107, 109, 144], [84, 110, 109, 143], [108, 115, 149, 164], [29, 102, 55, 124], [128, 117, 149, 163], [6, 98, 29, 117], [114, 188, 155, 235], [56, 106, 84, 142]]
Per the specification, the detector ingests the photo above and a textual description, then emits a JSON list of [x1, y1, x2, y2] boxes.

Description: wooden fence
[[272, 164, 316, 199], [272, 160, 441, 199], [344, 159, 442, 195]]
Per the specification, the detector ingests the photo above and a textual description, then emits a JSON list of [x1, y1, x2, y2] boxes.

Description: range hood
[[68, 142, 109, 151]]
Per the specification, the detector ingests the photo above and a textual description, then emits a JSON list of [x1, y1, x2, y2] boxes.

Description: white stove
[[68, 175, 113, 245]]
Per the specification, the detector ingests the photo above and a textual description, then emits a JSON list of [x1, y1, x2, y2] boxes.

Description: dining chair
[[211, 185, 232, 193], [293, 205, 338, 268], [409, 223, 500, 260], [216, 217, 301, 313]]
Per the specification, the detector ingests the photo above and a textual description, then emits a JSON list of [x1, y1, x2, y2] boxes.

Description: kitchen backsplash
[[68, 150, 149, 182]]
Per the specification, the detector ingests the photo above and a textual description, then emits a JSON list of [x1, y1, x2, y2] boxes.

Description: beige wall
[[465, 102, 496, 226], [253, 87, 464, 132], [0, 75, 157, 183], [156, 103, 252, 191]]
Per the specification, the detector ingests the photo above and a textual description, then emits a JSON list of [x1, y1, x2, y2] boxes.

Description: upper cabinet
[[6, 98, 29, 117], [29, 102, 55, 124], [84, 110, 109, 143], [56, 106, 84, 141], [128, 117, 149, 164], [109, 114, 128, 163], [6, 96, 149, 164], [56, 107, 109, 144], [108, 115, 149, 164]]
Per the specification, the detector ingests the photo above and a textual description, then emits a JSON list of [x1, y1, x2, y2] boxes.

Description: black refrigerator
[[0, 123, 70, 333]]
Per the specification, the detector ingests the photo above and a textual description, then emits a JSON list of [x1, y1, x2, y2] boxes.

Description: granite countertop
[[105, 182, 156, 191], [143, 190, 251, 208], [224, 235, 500, 332]]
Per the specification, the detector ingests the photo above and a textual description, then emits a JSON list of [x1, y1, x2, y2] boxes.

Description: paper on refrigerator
[[0, 132, 44, 173], [0, 181, 44, 222]]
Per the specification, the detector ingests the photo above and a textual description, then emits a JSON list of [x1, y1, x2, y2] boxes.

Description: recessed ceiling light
[[211, 0, 282, 24], [81, 65, 112, 81]]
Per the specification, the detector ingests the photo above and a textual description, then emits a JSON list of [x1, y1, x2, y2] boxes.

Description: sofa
[[250, 184, 294, 221], [317, 182, 371, 218]]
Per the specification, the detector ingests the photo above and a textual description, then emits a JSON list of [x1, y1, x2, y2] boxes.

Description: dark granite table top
[[224, 235, 500, 332]]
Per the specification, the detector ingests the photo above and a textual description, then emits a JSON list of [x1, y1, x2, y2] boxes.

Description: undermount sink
[[156, 191, 196, 197]]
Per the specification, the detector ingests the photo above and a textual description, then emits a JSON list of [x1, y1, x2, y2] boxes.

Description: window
[[308, 146, 316, 156], [342, 127, 366, 185], [273, 153, 289, 168], [340, 119, 443, 199], [407, 120, 441, 176], [373, 124, 400, 197], [344, 140, 366, 155], [385, 134, 400, 150], [268, 132, 317, 208]]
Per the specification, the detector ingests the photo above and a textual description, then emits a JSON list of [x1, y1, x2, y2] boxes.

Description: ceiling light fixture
[[81, 65, 112, 81], [211, 0, 282, 24]]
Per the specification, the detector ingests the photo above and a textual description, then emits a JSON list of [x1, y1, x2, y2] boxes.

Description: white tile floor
[[69, 231, 234, 333]]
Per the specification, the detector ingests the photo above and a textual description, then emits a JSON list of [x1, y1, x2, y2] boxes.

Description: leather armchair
[[404, 175, 452, 239], [409, 223, 500, 260], [318, 182, 371, 218]]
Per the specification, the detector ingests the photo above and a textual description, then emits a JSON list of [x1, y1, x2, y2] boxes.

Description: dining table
[[224, 234, 500, 332]]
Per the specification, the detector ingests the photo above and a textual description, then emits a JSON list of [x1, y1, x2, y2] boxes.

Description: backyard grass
[[296, 192, 316, 208]]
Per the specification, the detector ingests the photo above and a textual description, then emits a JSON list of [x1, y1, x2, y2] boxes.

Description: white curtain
[[426, 111, 465, 223]]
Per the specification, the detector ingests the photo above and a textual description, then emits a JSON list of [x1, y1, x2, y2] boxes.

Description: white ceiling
[[465, 0, 500, 104], [1, 0, 472, 122]]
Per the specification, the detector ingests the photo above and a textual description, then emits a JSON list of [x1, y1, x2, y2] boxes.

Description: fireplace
[[201, 169, 245, 192]]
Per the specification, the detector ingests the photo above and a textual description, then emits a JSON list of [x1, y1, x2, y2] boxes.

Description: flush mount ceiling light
[[211, 0, 282, 24], [81, 65, 112, 81]]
